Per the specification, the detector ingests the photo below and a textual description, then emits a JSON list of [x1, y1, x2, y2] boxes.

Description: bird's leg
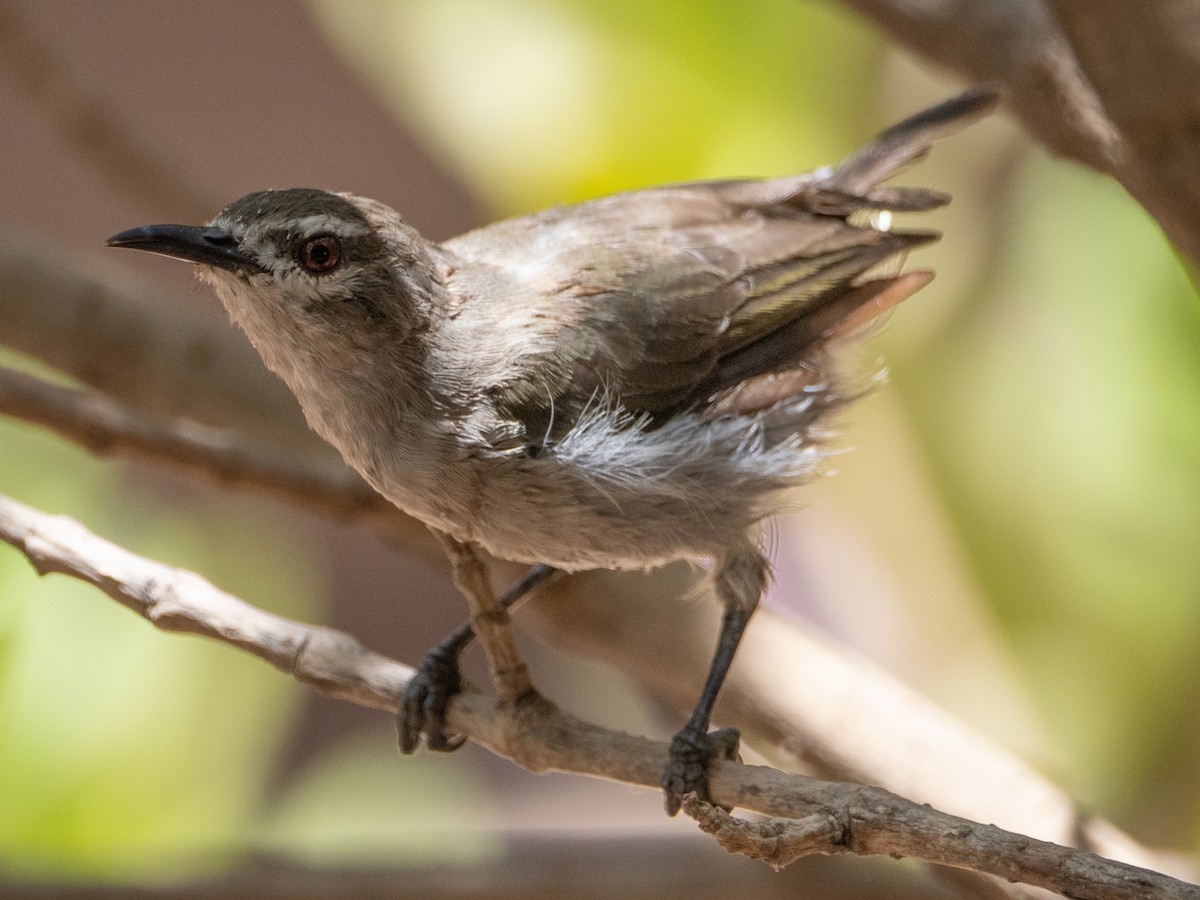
[[399, 538, 560, 753], [661, 546, 766, 816], [435, 536, 535, 709]]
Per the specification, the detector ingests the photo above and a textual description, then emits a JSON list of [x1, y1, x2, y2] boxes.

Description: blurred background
[[0, 0, 1197, 896]]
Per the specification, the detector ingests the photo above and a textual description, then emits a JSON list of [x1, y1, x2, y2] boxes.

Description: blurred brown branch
[[835, 0, 1200, 267], [0, 364, 408, 538], [0, 227, 311, 445], [0, 492, 1193, 900], [0, 3, 215, 222]]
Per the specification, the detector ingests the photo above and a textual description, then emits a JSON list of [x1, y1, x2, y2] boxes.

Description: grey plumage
[[107, 84, 999, 813]]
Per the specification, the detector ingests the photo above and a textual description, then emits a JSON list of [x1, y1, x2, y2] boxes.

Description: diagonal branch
[[0, 491, 1195, 899], [0, 364, 415, 540], [1042, 0, 1200, 254], [834, 0, 1200, 266], [0, 227, 313, 447], [833, 0, 1120, 169]]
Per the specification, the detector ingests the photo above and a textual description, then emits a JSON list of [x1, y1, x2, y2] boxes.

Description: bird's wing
[[441, 86, 997, 439], [446, 193, 927, 434]]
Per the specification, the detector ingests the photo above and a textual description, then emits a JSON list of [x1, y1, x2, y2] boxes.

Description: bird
[[107, 85, 998, 815]]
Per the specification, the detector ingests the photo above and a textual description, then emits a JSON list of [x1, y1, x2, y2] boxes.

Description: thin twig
[[0, 492, 1195, 900]]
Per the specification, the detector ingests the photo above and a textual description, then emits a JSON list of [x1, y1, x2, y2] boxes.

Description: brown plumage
[[107, 84, 1000, 815]]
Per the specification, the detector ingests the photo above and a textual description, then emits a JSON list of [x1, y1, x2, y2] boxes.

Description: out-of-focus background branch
[[1, 1, 1198, 898], [842, 0, 1200, 267]]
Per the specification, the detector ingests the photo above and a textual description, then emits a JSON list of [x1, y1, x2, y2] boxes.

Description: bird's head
[[108, 189, 440, 374]]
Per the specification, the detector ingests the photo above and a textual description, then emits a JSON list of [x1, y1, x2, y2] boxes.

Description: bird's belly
[[360, 406, 828, 571], [469, 466, 714, 571], [464, 414, 826, 570]]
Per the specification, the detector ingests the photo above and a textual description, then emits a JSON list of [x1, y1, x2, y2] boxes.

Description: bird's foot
[[661, 724, 741, 816], [398, 643, 467, 753]]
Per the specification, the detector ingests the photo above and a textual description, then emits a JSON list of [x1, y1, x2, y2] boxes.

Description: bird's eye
[[298, 236, 341, 273]]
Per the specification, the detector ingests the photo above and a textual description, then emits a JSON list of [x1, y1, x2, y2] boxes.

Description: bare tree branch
[[0, 228, 315, 447], [1043, 0, 1200, 249], [534, 569, 1171, 889], [0, 492, 1194, 900], [0, 364, 415, 539], [834, 0, 1200, 266], [835, 0, 1121, 168]]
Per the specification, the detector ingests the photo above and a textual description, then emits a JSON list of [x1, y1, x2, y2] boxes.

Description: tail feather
[[824, 83, 1001, 196], [718, 84, 1001, 217]]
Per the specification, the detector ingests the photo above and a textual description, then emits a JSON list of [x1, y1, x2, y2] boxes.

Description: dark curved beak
[[106, 224, 264, 273]]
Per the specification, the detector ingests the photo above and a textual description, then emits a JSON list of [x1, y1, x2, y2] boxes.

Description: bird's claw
[[661, 725, 741, 816], [398, 644, 467, 754]]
